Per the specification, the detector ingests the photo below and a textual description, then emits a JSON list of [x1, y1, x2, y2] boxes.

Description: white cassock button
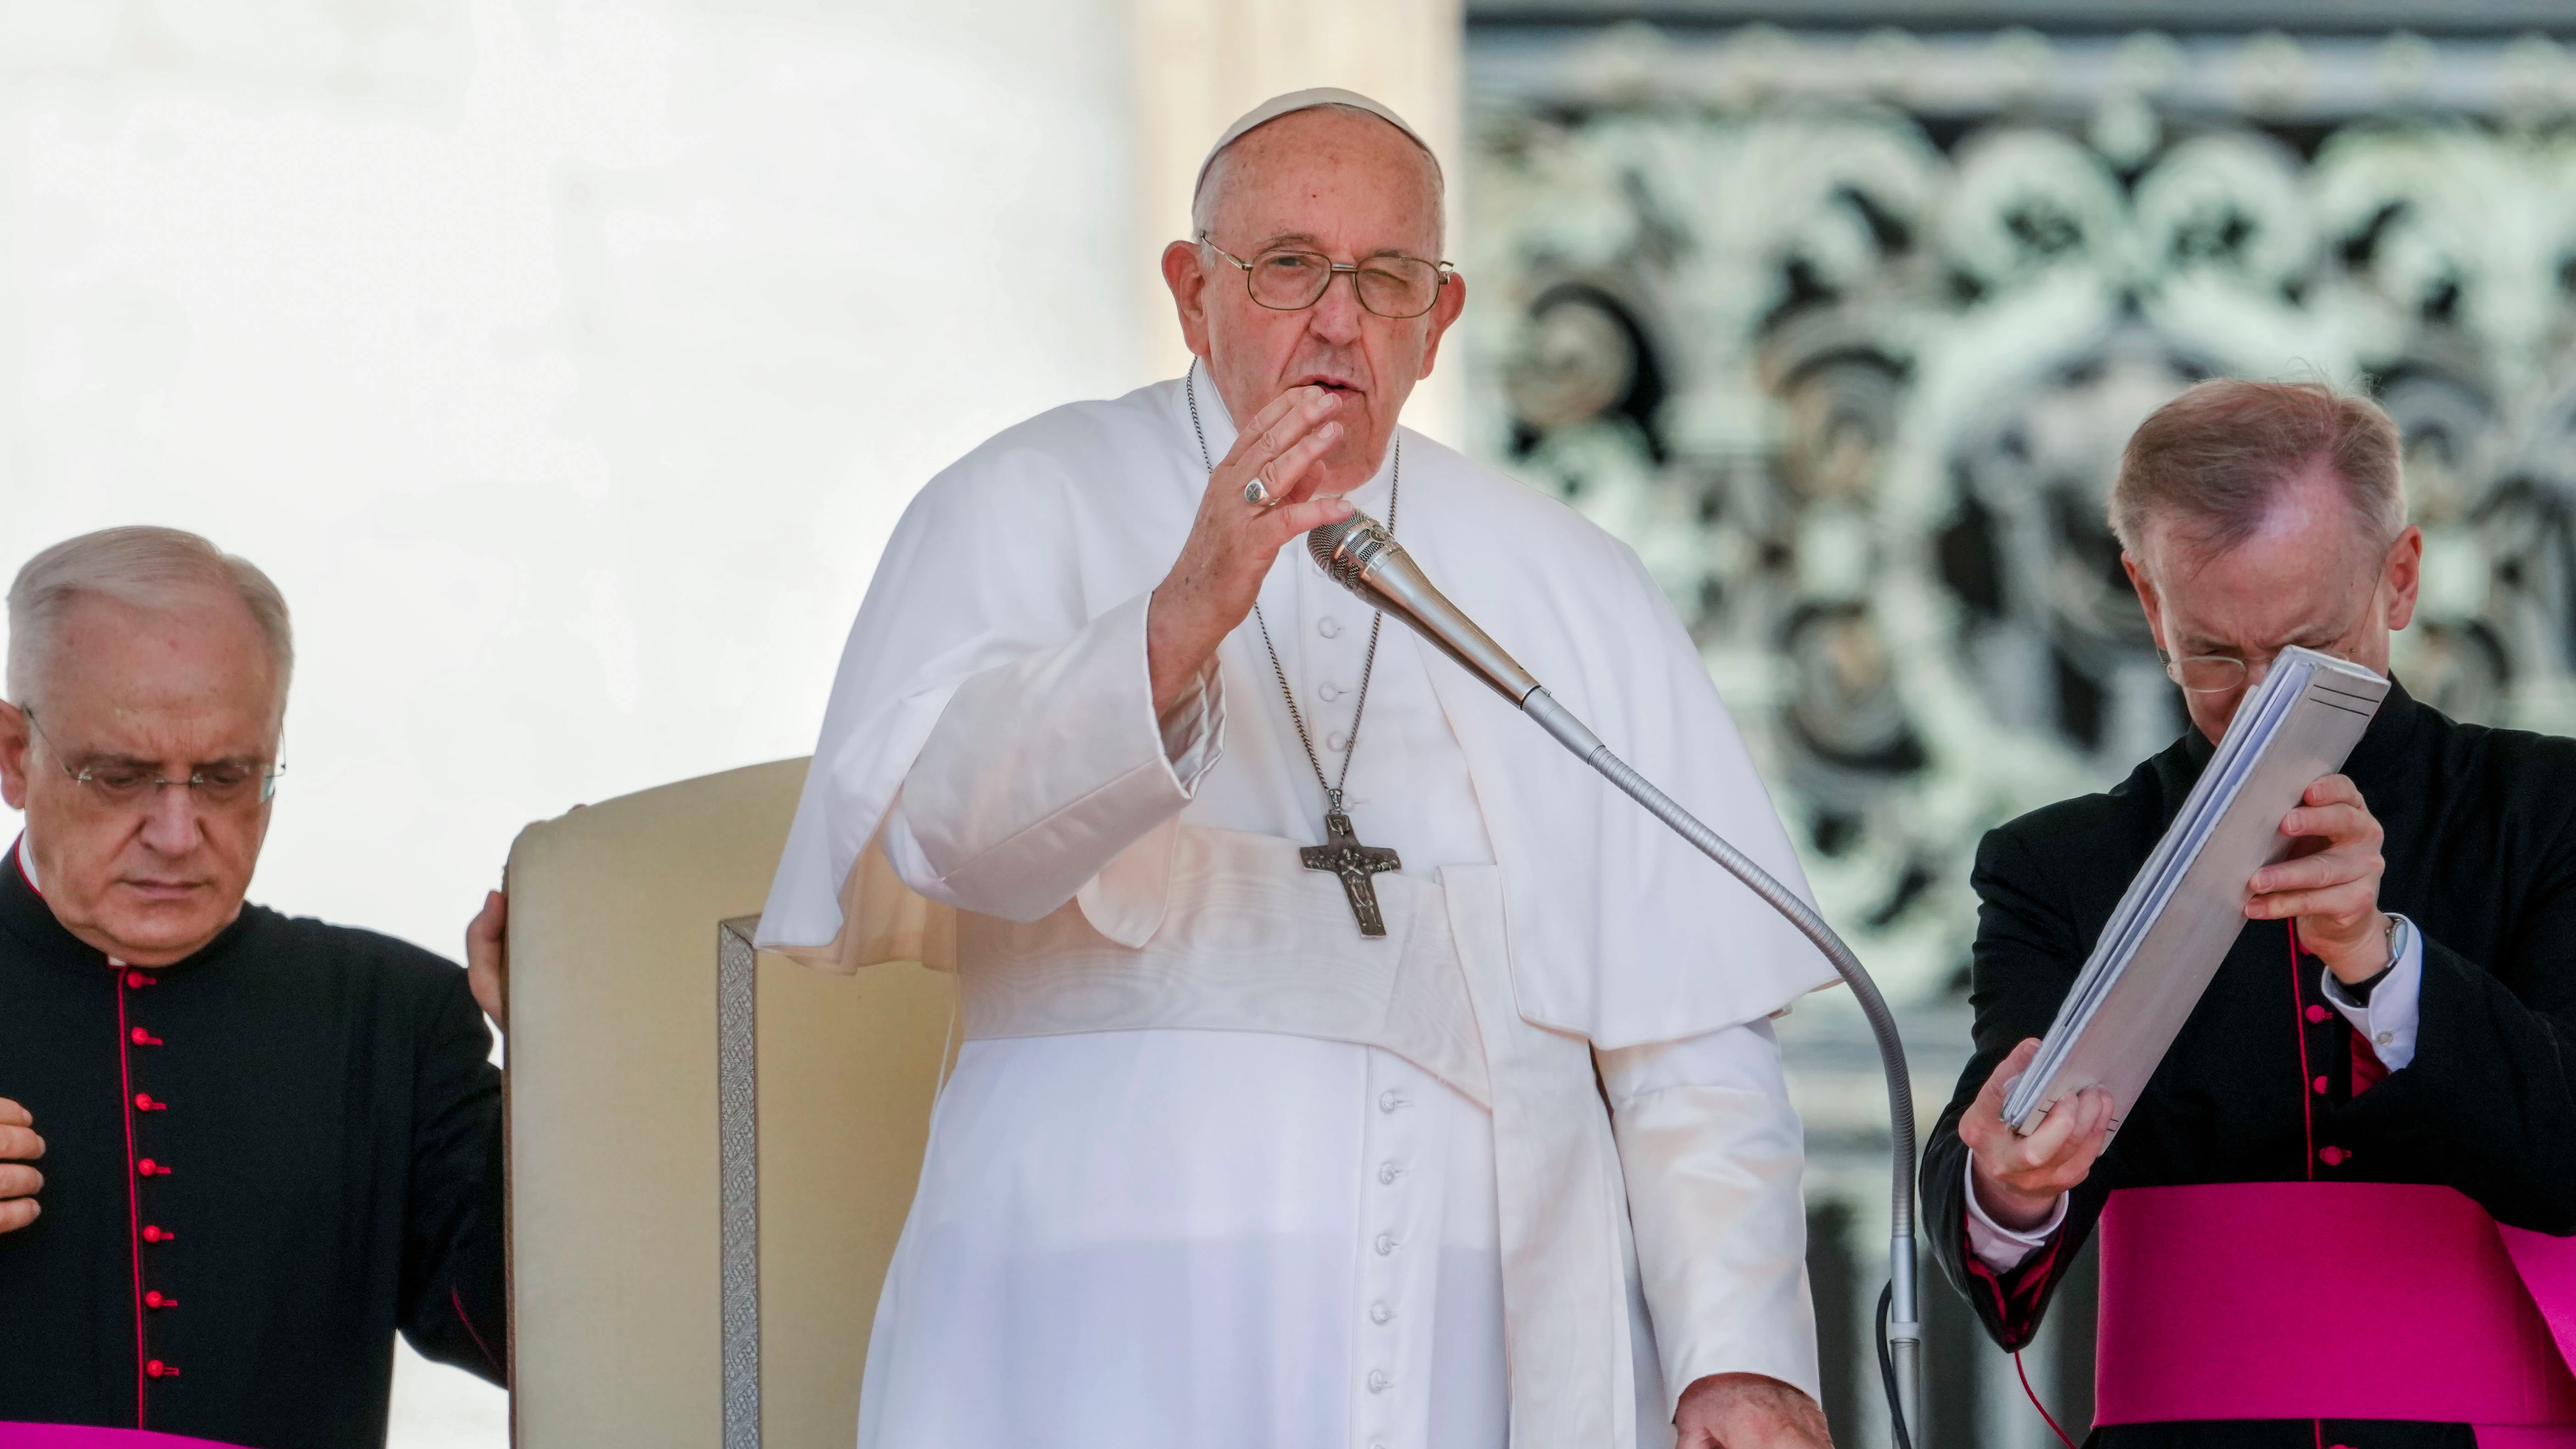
[[1327, 731, 1349, 753], [1367, 1370, 1391, 1393], [1319, 617, 1342, 639], [2376, 1031, 2394, 1045], [1378, 1162, 1403, 1185], [1318, 681, 1343, 702], [1370, 1301, 1394, 1324], [1379, 1091, 1406, 1112], [1375, 1233, 1397, 1255]]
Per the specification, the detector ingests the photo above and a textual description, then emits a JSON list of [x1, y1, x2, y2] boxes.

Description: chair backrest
[[504, 758, 952, 1448]]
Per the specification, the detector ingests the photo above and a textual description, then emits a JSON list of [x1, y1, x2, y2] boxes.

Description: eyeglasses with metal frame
[[21, 706, 284, 807], [2158, 646, 2363, 695], [1199, 235, 1455, 320]]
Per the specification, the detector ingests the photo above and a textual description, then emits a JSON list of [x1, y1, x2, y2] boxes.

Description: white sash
[[955, 824, 1645, 1447]]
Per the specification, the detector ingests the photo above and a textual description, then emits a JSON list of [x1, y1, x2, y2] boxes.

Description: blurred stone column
[[1805, 1201, 1862, 1442], [1127, 0, 1466, 444]]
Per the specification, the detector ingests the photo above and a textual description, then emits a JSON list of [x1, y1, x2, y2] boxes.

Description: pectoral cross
[[1302, 808, 1403, 938]]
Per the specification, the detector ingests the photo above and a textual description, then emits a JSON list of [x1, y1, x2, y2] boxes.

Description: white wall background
[[1, 1, 1147, 1441]]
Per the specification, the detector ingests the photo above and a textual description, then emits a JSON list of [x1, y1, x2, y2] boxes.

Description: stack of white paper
[[2003, 645, 2391, 1135]]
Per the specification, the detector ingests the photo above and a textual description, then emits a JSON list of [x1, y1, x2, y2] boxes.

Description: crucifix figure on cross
[[1301, 808, 1403, 938]]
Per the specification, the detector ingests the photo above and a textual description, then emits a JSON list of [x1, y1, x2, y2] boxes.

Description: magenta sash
[[0, 1428, 249, 1449], [2096, 1182, 2576, 1445]]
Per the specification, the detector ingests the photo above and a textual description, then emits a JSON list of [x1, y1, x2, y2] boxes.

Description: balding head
[[1193, 101, 1445, 252], [2110, 381, 2424, 746], [1164, 97, 1463, 499], [2112, 379, 2404, 577]]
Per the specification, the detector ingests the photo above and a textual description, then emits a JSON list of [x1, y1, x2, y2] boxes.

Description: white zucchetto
[[1192, 86, 1442, 204]]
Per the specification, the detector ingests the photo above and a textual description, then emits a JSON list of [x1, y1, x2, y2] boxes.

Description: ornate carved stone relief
[[1467, 27, 2576, 1001]]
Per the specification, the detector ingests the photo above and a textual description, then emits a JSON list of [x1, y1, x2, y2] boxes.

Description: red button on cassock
[[2304, 1005, 2331, 1024], [125, 972, 150, 988], [2319, 1146, 2348, 1166], [142, 1225, 170, 1242], [130, 1027, 162, 1046], [144, 1290, 176, 1309], [145, 1360, 177, 1379], [136, 1159, 168, 1177], [2313, 1076, 2330, 1095]]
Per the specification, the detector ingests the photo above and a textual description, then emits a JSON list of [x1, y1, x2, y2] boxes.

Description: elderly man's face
[[1163, 107, 1465, 496], [0, 589, 282, 966], [2125, 464, 2423, 745]]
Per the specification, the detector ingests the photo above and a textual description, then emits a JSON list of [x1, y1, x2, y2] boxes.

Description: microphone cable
[[1523, 687, 1923, 1444], [1876, 1283, 1915, 1449]]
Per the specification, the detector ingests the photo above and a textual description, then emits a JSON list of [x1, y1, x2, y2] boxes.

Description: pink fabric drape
[[0, 1428, 250, 1449], [2096, 1181, 2576, 1443]]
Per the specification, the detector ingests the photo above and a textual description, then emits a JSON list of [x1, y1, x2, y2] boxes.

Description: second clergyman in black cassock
[[1924, 680, 2576, 1448], [1923, 380, 2576, 1449]]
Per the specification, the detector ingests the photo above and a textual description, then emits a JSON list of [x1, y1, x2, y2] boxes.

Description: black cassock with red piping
[[1920, 683, 2576, 1449], [0, 853, 504, 1448]]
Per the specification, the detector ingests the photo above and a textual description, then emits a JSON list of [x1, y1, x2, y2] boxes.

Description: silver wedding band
[[1244, 474, 1277, 508]]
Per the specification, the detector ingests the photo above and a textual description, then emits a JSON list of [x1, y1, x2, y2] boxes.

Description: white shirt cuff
[[1962, 1157, 2066, 1274], [1157, 658, 1224, 793], [2320, 912, 2421, 1072]]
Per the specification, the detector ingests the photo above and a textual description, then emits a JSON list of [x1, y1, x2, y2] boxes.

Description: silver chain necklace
[[1186, 362, 1406, 936]]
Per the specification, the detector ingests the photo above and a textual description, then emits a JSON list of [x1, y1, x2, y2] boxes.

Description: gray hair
[[1190, 103, 1446, 246], [6, 526, 295, 714], [2110, 378, 2406, 562]]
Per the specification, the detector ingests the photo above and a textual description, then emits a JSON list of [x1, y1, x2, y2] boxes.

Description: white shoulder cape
[[757, 378, 1836, 1048]]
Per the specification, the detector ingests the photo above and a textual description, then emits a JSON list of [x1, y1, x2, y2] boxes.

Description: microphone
[[1307, 513, 1540, 705], [1306, 506, 1929, 1445]]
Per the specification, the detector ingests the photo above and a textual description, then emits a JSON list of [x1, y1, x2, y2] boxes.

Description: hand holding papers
[[2003, 647, 2391, 1135]]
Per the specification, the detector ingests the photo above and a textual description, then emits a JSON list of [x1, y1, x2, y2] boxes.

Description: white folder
[[2003, 646, 2390, 1135]]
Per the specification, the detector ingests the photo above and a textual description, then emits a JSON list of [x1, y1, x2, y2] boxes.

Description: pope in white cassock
[[758, 90, 1841, 1449]]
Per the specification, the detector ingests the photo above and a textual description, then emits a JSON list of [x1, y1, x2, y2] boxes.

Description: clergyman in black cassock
[[0, 526, 507, 1449], [0, 849, 507, 1446], [1922, 380, 2576, 1448]]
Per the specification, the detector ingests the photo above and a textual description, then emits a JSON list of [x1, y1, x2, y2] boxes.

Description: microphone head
[[1305, 504, 1546, 705], [1308, 509, 1403, 592]]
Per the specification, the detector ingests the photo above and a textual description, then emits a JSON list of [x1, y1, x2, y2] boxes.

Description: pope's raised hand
[[1148, 385, 1355, 715], [0, 1098, 44, 1233], [1959, 1038, 2111, 1233]]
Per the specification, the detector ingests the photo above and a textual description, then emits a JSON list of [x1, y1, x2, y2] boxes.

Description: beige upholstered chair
[[503, 759, 954, 1448]]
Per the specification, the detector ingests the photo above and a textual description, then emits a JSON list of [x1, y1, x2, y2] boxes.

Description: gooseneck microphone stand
[[1521, 690, 1923, 1443], [1309, 513, 1923, 1445]]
